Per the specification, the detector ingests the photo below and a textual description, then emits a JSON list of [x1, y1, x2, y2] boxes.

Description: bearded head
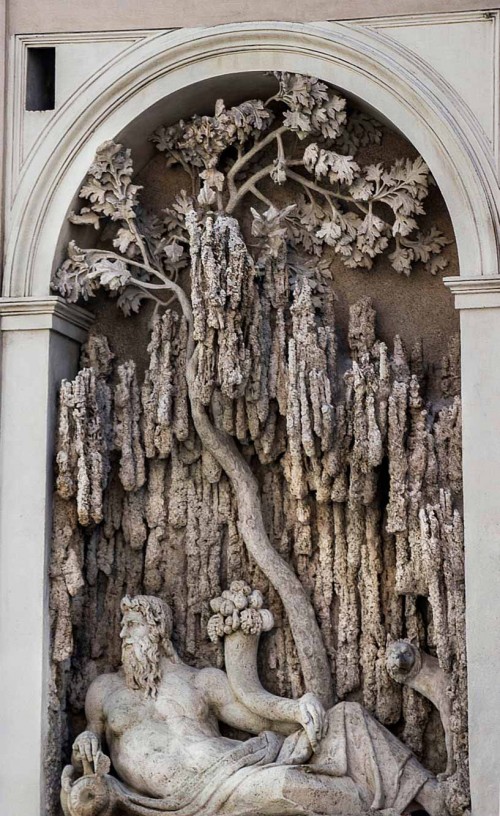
[[120, 595, 174, 698]]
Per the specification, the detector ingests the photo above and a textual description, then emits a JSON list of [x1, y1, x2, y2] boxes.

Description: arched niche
[[3, 21, 500, 299]]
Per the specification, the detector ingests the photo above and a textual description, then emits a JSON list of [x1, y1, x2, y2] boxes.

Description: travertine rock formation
[[49, 73, 466, 816]]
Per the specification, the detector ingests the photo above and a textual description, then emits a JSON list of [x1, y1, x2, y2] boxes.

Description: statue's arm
[[72, 674, 110, 772], [199, 667, 295, 736], [225, 631, 326, 749]]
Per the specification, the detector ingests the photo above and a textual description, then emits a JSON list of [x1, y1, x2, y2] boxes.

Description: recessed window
[[26, 47, 55, 111]]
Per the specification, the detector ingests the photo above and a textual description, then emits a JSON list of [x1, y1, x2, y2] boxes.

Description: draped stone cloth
[[92, 701, 430, 816], [307, 702, 431, 811]]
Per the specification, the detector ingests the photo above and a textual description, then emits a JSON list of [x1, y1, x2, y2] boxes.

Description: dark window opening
[[26, 47, 55, 111]]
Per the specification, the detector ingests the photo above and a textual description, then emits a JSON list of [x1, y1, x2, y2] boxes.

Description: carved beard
[[122, 637, 162, 698]]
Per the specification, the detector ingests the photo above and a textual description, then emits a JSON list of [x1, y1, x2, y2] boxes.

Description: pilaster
[[444, 275, 500, 816], [0, 297, 93, 816]]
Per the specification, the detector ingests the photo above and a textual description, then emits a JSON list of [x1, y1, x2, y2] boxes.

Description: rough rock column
[[445, 276, 500, 816], [0, 297, 93, 816]]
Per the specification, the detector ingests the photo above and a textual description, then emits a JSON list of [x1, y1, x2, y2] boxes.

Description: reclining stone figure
[[61, 586, 449, 816]]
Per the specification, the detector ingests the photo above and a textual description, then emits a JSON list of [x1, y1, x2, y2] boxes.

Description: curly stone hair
[[120, 595, 173, 644], [120, 595, 174, 697]]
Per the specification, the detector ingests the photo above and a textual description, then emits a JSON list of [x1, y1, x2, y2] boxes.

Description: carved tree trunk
[[187, 352, 334, 708]]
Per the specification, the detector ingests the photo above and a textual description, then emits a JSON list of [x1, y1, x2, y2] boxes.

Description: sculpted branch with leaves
[[54, 71, 449, 321]]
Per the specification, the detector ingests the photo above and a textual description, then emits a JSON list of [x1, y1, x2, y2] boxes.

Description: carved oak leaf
[[163, 242, 185, 264], [296, 196, 325, 228], [391, 156, 429, 191], [312, 101, 347, 140], [80, 177, 107, 206], [408, 226, 451, 262], [251, 205, 295, 257], [270, 158, 287, 185], [286, 197, 327, 257], [113, 227, 138, 256], [390, 227, 451, 275], [388, 243, 413, 275], [327, 153, 360, 186], [117, 288, 149, 316], [150, 122, 185, 153], [357, 213, 389, 259], [349, 177, 375, 201], [69, 208, 101, 230], [365, 163, 384, 183], [88, 258, 131, 291], [200, 168, 225, 192], [197, 183, 217, 207], [52, 241, 96, 302], [87, 139, 124, 177], [426, 254, 449, 275], [316, 220, 342, 246], [110, 194, 142, 223], [392, 214, 419, 237], [228, 99, 272, 141], [335, 111, 383, 155], [283, 109, 312, 138], [303, 143, 319, 172], [171, 191, 193, 217]]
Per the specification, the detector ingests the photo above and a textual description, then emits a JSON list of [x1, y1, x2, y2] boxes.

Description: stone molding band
[[0, 296, 94, 341], [444, 276, 500, 309]]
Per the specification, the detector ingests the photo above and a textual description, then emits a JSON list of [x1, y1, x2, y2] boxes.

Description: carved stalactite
[[50, 300, 467, 814]]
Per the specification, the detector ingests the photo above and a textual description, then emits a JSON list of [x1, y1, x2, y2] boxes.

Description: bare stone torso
[[101, 663, 240, 798]]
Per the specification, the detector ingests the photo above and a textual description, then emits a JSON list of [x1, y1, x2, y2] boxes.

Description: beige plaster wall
[[5, 0, 500, 34]]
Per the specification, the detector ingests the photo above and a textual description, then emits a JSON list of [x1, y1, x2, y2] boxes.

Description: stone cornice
[[444, 275, 500, 309], [0, 296, 94, 341]]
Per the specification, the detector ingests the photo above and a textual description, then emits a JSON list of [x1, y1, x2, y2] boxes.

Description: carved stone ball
[[220, 599, 236, 616], [209, 597, 222, 613], [207, 613, 225, 642], [248, 590, 264, 609], [260, 608, 275, 632], [232, 591, 248, 611], [229, 580, 252, 596], [240, 608, 263, 635]]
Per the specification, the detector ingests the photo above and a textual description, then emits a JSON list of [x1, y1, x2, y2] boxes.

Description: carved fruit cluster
[[207, 581, 275, 641]]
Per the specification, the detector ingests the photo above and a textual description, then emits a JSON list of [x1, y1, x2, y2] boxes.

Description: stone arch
[[3, 20, 500, 298]]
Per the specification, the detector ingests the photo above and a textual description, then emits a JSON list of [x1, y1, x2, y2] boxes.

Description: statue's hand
[[298, 692, 326, 752], [72, 730, 101, 773], [277, 730, 313, 765]]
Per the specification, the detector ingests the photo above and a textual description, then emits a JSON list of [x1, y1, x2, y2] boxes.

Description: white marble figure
[[61, 587, 449, 816]]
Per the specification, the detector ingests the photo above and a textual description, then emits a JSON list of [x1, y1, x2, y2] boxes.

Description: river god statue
[[61, 585, 448, 815]]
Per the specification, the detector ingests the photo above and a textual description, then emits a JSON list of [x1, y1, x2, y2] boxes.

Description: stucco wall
[[5, 0, 500, 33]]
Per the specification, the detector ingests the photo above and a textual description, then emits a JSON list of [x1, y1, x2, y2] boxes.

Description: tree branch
[[285, 169, 369, 216], [227, 126, 288, 185], [226, 165, 277, 214], [186, 348, 334, 709], [88, 249, 194, 354]]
